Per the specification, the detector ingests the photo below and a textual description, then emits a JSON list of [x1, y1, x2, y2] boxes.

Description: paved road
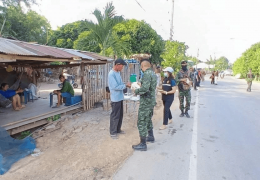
[[114, 76, 260, 180]]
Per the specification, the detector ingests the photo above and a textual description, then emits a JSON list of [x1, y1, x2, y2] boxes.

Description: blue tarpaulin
[[0, 126, 36, 175]]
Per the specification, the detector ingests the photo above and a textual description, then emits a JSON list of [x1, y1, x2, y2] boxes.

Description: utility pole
[[169, 0, 174, 40]]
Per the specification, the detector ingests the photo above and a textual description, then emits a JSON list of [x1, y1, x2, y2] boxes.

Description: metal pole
[[169, 0, 174, 40]]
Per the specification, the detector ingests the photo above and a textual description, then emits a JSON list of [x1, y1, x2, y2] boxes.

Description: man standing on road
[[132, 60, 157, 151], [177, 60, 192, 118], [108, 59, 131, 139], [246, 69, 254, 92]]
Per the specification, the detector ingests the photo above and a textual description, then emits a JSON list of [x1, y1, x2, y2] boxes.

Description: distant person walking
[[210, 72, 215, 84], [193, 68, 198, 90], [201, 69, 206, 82], [189, 67, 195, 88], [108, 59, 131, 139], [246, 69, 254, 92], [214, 70, 219, 85], [197, 70, 201, 87]]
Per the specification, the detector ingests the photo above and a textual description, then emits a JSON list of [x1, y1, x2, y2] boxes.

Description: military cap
[[181, 60, 187, 64]]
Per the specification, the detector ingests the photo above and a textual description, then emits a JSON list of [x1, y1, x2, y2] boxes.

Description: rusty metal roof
[[0, 37, 110, 61]]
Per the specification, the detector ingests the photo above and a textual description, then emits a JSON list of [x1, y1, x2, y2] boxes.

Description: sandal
[[14, 107, 20, 111], [159, 125, 167, 130], [52, 105, 60, 108], [19, 105, 26, 109]]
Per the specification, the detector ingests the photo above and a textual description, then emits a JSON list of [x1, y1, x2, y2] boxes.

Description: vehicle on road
[[219, 70, 233, 78]]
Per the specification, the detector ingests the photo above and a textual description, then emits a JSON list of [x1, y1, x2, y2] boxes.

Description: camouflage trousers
[[137, 106, 154, 137], [247, 81, 252, 92], [179, 90, 191, 111]]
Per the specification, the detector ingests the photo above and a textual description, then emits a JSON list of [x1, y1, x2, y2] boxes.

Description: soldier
[[246, 69, 254, 92], [132, 60, 157, 151], [176, 60, 192, 118]]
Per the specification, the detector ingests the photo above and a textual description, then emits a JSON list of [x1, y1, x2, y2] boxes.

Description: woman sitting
[[0, 83, 25, 111]]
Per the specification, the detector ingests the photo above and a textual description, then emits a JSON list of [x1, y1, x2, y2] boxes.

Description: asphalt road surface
[[114, 76, 260, 180]]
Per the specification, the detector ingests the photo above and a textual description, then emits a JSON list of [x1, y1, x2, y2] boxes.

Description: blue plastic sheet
[[0, 126, 36, 175]]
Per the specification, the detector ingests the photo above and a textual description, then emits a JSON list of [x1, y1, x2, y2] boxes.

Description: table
[[124, 95, 140, 127]]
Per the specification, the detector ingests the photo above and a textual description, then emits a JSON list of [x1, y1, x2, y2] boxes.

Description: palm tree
[[85, 2, 130, 58]]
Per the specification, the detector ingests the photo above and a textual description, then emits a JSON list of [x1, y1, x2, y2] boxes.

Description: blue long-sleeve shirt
[[108, 69, 126, 102], [0, 90, 16, 99]]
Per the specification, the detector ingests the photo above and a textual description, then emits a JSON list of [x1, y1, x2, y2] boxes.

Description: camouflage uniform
[[246, 72, 254, 92], [176, 69, 192, 112], [135, 68, 157, 137]]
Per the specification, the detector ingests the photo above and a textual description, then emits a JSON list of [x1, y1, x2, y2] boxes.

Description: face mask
[[182, 65, 187, 71], [164, 73, 168, 77]]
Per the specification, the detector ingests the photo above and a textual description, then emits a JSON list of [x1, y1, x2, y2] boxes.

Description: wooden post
[[32, 69, 36, 85], [80, 63, 86, 111]]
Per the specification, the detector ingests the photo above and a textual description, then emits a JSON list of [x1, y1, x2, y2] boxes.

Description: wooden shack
[[0, 37, 113, 134]]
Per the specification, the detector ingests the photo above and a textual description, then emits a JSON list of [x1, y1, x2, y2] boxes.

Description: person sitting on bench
[[0, 83, 25, 111], [53, 75, 74, 108]]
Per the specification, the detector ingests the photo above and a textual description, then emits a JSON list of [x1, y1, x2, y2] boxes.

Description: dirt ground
[[1, 95, 164, 180]]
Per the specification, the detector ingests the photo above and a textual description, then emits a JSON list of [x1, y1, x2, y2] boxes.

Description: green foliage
[[188, 56, 199, 65], [50, 61, 65, 65], [160, 40, 188, 72], [233, 42, 260, 76], [47, 114, 61, 122], [18, 130, 31, 139], [73, 31, 101, 52], [214, 56, 229, 71], [48, 21, 88, 48], [0, 6, 51, 44], [113, 19, 165, 64]]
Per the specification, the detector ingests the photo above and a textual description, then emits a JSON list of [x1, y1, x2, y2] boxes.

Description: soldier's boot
[[185, 110, 190, 118], [146, 129, 155, 143], [132, 137, 147, 151], [179, 110, 185, 117]]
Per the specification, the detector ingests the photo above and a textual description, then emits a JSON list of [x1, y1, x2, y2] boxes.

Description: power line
[[134, 0, 146, 12], [133, 0, 169, 37]]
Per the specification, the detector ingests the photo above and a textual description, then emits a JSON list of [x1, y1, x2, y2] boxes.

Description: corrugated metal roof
[[0, 37, 110, 62], [63, 49, 95, 60], [0, 38, 37, 56]]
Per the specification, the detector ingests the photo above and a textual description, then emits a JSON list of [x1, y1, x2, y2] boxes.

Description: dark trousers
[[194, 79, 197, 90], [211, 78, 215, 84], [163, 98, 173, 125], [110, 101, 123, 135], [197, 79, 201, 87]]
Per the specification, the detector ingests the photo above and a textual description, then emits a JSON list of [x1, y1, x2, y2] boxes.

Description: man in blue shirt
[[108, 59, 131, 139]]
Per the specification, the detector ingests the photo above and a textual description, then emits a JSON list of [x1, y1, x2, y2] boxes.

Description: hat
[[6, 65, 13, 72], [114, 58, 127, 65], [181, 60, 187, 64], [163, 67, 174, 73]]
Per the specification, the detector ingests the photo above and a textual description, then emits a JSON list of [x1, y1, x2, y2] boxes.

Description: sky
[[31, 0, 260, 63]]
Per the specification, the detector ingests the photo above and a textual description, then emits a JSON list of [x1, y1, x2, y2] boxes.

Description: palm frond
[[104, 2, 116, 19]]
